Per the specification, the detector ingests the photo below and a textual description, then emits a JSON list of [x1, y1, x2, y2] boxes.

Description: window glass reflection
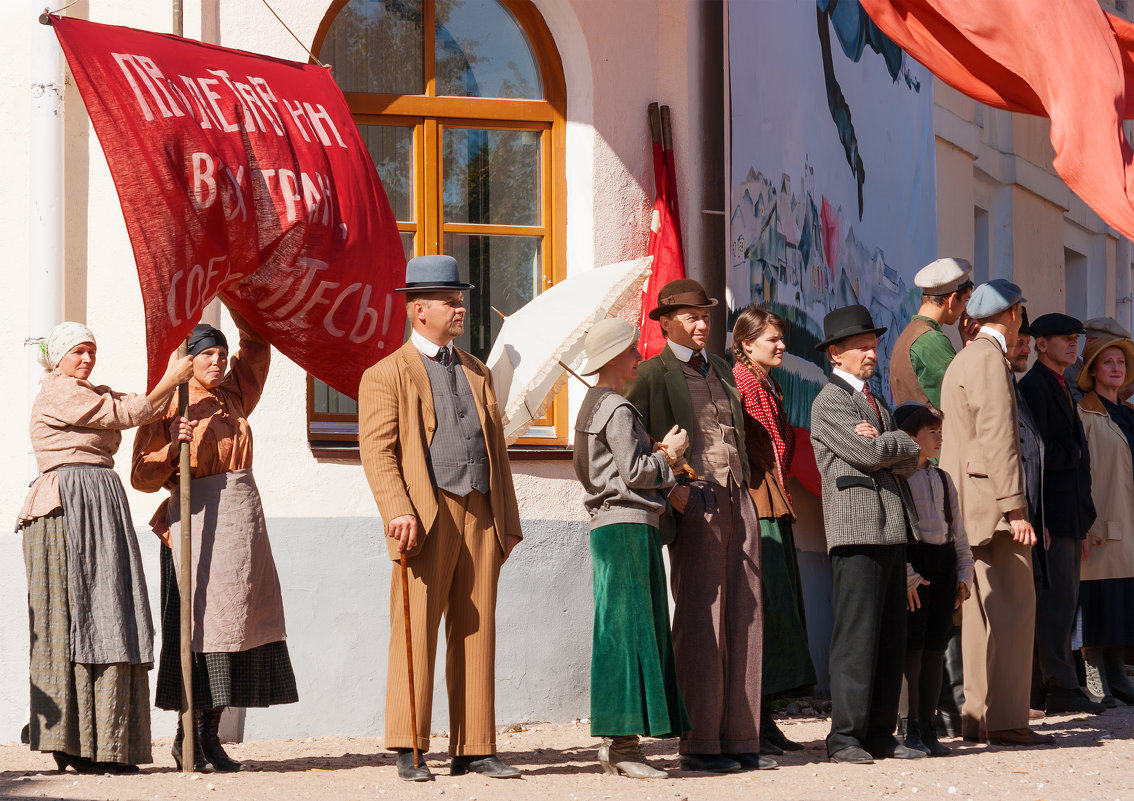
[[322, 0, 424, 95], [435, 0, 542, 99], [443, 128, 540, 226]]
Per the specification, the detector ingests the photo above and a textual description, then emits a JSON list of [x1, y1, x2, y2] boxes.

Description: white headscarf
[[35, 321, 96, 372]]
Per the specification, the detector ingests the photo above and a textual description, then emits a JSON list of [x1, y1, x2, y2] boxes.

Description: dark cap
[[1029, 312, 1085, 338], [648, 278, 718, 320], [815, 304, 887, 351]]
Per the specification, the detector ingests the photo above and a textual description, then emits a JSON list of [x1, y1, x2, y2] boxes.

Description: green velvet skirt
[[760, 516, 817, 698], [589, 523, 690, 738]]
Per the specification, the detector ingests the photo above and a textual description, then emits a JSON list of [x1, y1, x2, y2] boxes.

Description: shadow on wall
[[139, 514, 593, 742]]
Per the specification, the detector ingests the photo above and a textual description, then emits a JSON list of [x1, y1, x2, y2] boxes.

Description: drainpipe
[[29, 9, 65, 476]]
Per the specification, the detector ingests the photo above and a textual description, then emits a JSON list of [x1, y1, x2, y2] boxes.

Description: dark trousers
[[1034, 536, 1083, 693], [826, 543, 908, 756]]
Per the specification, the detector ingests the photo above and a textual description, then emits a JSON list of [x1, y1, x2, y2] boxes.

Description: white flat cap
[[1083, 316, 1131, 340], [915, 257, 974, 295]]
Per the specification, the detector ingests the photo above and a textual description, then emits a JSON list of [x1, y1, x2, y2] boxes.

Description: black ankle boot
[[171, 713, 210, 772], [199, 708, 242, 772]]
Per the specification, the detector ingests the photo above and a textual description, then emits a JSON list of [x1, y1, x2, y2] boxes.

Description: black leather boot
[[171, 713, 211, 772], [199, 708, 242, 772]]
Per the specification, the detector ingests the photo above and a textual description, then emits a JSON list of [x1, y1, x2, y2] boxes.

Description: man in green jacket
[[624, 278, 769, 775], [890, 257, 974, 409]]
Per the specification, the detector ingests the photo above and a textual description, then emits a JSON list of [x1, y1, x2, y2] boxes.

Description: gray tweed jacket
[[810, 374, 921, 552]]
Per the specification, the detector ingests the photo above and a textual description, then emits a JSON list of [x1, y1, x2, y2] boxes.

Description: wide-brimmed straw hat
[[581, 318, 640, 375], [1077, 336, 1134, 392]]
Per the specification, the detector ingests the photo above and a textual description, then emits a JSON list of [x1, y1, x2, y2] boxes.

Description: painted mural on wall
[[728, 0, 937, 427]]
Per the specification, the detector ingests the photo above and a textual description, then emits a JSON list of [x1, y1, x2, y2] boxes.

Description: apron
[[168, 468, 287, 653]]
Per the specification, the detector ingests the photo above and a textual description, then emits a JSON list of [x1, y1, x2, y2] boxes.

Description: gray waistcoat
[[683, 361, 743, 487], [422, 353, 490, 496]]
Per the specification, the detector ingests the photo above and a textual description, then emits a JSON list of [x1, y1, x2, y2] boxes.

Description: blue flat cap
[[966, 279, 1025, 319], [396, 254, 475, 293], [1030, 312, 1085, 338]]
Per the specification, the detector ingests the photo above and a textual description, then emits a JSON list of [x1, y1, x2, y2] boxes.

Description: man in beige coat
[[359, 255, 523, 782], [939, 279, 1052, 746]]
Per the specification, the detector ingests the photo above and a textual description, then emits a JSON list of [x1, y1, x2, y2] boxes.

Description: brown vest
[[890, 317, 935, 406], [683, 361, 743, 486]]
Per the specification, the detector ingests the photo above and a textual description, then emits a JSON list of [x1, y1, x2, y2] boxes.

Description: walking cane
[[177, 339, 195, 771], [400, 552, 420, 768]]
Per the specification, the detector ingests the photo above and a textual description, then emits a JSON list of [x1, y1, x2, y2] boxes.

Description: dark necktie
[[436, 346, 451, 367], [862, 382, 881, 420], [689, 352, 709, 377]]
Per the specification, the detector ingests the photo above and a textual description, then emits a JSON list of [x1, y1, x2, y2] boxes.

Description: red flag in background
[[638, 103, 687, 360], [858, 0, 1134, 247], [51, 15, 405, 399]]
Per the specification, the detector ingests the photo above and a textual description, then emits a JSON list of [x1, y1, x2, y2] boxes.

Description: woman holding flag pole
[[18, 322, 193, 774], [131, 308, 298, 773]]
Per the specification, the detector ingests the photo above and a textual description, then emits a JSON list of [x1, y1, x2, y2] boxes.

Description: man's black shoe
[[678, 753, 742, 773], [724, 752, 778, 770], [1045, 688, 1107, 715], [395, 749, 432, 782], [828, 745, 873, 764], [450, 755, 520, 778], [871, 743, 926, 760]]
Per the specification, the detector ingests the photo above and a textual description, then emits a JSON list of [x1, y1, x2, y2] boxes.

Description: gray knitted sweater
[[573, 387, 676, 531]]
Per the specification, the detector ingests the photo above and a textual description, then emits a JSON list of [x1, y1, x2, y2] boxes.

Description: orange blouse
[[131, 327, 270, 543]]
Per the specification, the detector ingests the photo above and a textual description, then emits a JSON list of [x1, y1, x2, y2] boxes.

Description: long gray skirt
[[22, 511, 152, 765]]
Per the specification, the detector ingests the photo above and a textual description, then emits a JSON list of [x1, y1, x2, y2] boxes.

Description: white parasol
[[487, 256, 652, 444]]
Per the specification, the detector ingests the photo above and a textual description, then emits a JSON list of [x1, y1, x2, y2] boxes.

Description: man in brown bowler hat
[[624, 278, 769, 774]]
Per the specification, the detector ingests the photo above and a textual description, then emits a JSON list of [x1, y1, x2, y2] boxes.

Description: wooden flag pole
[[177, 338, 195, 772]]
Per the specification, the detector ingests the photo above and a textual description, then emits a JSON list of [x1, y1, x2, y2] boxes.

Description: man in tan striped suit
[[359, 255, 523, 782]]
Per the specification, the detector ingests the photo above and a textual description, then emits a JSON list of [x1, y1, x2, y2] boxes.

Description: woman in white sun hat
[[573, 317, 691, 779]]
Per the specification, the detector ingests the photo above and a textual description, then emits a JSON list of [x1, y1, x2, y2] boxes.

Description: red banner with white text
[[52, 14, 405, 399]]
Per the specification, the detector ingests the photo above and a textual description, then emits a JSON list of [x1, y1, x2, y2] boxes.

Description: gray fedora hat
[[395, 254, 475, 293]]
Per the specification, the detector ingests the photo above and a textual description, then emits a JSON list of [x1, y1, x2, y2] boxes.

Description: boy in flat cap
[[359, 255, 524, 781], [1018, 313, 1103, 715], [624, 278, 770, 774], [939, 280, 1052, 745], [890, 257, 974, 409], [810, 304, 923, 764]]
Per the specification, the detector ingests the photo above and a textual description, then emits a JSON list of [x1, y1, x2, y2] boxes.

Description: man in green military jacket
[[890, 257, 974, 409]]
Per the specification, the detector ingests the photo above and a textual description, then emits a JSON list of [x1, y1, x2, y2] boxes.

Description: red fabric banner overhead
[[858, 0, 1134, 246], [51, 15, 406, 399], [638, 109, 687, 361]]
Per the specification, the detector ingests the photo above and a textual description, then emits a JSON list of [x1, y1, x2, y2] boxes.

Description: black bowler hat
[[1029, 312, 1085, 338], [815, 304, 887, 351], [395, 255, 475, 293]]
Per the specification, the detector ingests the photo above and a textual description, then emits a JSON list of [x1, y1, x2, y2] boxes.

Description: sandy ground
[[1, 706, 1131, 801]]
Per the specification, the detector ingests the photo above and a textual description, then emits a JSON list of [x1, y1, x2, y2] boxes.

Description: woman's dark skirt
[[589, 523, 689, 738], [759, 516, 817, 697], [155, 545, 298, 711], [1080, 577, 1134, 648]]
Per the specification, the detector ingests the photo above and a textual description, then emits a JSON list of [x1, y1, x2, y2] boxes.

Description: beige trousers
[[961, 533, 1036, 734], [385, 489, 502, 756]]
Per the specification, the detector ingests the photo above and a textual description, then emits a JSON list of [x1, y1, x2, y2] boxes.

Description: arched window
[[308, 0, 567, 449]]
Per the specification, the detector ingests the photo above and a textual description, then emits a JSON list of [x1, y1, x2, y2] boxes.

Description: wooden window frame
[[308, 0, 568, 452]]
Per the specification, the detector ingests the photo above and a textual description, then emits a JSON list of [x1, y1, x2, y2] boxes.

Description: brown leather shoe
[[982, 728, 1055, 746]]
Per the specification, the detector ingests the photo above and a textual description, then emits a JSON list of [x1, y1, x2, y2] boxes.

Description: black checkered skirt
[[155, 545, 299, 711]]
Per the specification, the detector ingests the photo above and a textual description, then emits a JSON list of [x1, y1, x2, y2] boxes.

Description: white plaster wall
[[0, 0, 714, 742]]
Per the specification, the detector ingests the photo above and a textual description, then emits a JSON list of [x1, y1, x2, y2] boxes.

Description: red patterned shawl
[[733, 361, 796, 500]]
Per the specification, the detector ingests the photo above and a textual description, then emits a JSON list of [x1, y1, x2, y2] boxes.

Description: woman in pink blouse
[[18, 322, 191, 774]]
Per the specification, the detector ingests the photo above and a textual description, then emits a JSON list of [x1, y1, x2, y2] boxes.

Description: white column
[[28, 10, 65, 476]]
